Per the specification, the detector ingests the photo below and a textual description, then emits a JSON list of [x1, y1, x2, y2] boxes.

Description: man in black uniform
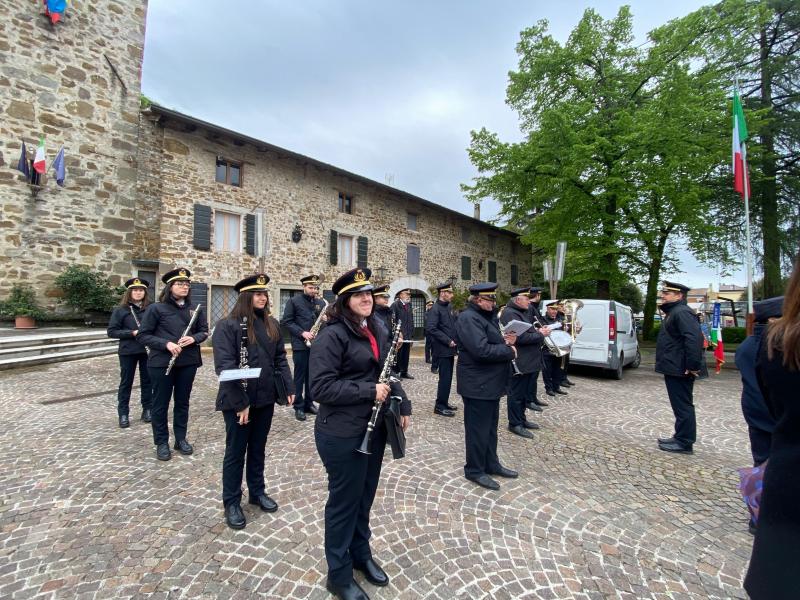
[[525, 287, 549, 412], [500, 288, 547, 438], [371, 284, 393, 335], [423, 300, 434, 367], [456, 282, 519, 491], [281, 275, 326, 421], [541, 301, 568, 397], [655, 281, 707, 454], [425, 282, 458, 417], [390, 288, 415, 379]]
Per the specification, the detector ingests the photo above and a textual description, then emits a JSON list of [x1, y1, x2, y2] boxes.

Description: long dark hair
[[767, 252, 800, 371], [228, 291, 280, 343], [119, 287, 151, 308], [158, 281, 192, 305], [328, 291, 379, 339]]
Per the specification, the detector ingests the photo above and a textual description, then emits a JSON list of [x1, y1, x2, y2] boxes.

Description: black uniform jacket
[[310, 317, 410, 438], [212, 315, 295, 412], [390, 300, 415, 339], [137, 299, 209, 369], [734, 325, 776, 435], [455, 303, 515, 400], [107, 303, 149, 356], [500, 301, 543, 373], [374, 305, 393, 337], [425, 300, 458, 359], [281, 293, 326, 352], [655, 300, 707, 378]]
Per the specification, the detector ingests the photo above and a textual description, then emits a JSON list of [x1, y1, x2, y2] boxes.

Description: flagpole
[[736, 79, 754, 315]]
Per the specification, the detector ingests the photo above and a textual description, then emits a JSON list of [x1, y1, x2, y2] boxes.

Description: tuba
[[561, 299, 584, 343]]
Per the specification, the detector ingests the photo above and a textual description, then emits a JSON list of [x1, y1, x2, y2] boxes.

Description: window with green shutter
[[461, 256, 471, 280]]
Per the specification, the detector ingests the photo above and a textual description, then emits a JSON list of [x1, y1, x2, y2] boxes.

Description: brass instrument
[[531, 311, 571, 357], [497, 306, 523, 376], [561, 299, 584, 343], [357, 319, 402, 455], [305, 298, 330, 347], [165, 303, 202, 375], [129, 306, 150, 356]]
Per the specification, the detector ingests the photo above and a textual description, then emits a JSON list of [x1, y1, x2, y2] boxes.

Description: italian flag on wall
[[732, 89, 749, 197]]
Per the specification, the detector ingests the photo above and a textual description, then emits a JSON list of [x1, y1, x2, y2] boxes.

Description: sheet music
[[219, 368, 262, 382], [502, 319, 534, 336]]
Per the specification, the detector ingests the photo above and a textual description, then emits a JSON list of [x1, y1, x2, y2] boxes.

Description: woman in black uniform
[[138, 268, 208, 462], [310, 268, 411, 600], [212, 273, 295, 530], [107, 277, 153, 428]]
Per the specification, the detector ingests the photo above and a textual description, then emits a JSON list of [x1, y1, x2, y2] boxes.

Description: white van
[[544, 299, 640, 379]]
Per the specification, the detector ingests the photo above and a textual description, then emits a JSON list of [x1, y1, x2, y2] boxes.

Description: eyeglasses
[[172, 281, 190, 287]]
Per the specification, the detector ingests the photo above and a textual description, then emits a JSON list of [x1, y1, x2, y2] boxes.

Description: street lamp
[[375, 266, 388, 284]]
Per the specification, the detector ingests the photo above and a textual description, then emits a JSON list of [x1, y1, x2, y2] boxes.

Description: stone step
[[0, 329, 109, 350], [0, 337, 119, 358], [0, 345, 119, 370]]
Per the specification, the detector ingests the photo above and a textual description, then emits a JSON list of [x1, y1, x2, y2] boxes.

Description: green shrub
[[721, 327, 747, 344], [54, 265, 121, 313], [0, 283, 47, 319]]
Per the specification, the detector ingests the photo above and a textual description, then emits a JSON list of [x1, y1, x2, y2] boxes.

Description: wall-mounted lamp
[[291, 223, 303, 243]]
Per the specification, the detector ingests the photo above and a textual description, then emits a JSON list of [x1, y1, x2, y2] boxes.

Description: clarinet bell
[[355, 433, 372, 455]]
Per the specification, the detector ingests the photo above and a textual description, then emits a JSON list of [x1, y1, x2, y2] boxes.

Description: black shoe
[[658, 441, 693, 454], [295, 409, 307, 422], [118, 415, 130, 428], [445, 403, 458, 411], [173, 439, 193, 455], [657, 436, 676, 445], [304, 404, 318, 415], [508, 425, 534, 439], [140, 408, 152, 423], [325, 579, 369, 600], [156, 443, 171, 461], [400, 373, 414, 380], [546, 390, 556, 397], [248, 493, 278, 513], [225, 504, 246, 530], [431, 367, 439, 375], [564, 378, 575, 386], [748, 519, 757, 536], [555, 389, 568, 395], [523, 420, 540, 430], [490, 466, 519, 479], [467, 474, 500, 490], [561, 381, 573, 387], [434, 407, 456, 417], [526, 403, 543, 412], [353, 558, 389, 587], [534, 399, 549, 407]]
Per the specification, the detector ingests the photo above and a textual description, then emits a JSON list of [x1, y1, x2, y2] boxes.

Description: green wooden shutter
[[329, 230, 338, 266], [488, 260, 497, 282], [461, 256, 471, 280], [193, 204, 211, 250], [245, 214, 256, 256], [357, 236, 368, 269]]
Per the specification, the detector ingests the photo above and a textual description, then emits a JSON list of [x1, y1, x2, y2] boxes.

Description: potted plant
[[0, 283, 47, 329], [54, 265, 121, 326]]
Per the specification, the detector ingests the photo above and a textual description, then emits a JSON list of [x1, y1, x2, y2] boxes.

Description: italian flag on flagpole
[[711, 302, 725, 374], [732, 89, 749, 196], [33, 138, 46, 174]]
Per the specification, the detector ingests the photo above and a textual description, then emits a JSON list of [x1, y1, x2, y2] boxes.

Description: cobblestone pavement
[[0, 355, 753, 599]]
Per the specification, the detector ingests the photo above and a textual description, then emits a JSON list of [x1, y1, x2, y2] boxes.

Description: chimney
[[473, 203, 481, 221]]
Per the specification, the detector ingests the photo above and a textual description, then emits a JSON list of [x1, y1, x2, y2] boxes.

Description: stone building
[[0, 1, 147, 301], [137, 105, 531, 330], [0, 1, 530, 331]]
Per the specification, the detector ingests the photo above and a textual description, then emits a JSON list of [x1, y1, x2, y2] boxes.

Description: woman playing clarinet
[[138, 268, 208, 462], [310, 267, 411, 600], [212, 273, 295, 530]]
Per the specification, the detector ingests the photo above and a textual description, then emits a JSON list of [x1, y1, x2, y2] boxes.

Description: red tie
[[362, 326, 379, 360]]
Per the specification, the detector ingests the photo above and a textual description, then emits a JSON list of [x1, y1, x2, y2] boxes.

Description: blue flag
[[16, 141, 30, 180], [52, 146, 65, 187]]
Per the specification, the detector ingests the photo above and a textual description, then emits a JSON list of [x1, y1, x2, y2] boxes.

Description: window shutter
[[329, 230, 338, 266], [406, 244, 420, 274], [245, 214, 256, 256], [488, 261, 497, 282], [357, 236, 368, 269], [461, 256, 471, 280], [510, 264, 518, 285], [193, 204, 211, 250], [189, 282, 209, 329]]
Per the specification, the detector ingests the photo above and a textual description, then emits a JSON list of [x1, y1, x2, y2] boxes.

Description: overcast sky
[[142, 0, 748, 289]]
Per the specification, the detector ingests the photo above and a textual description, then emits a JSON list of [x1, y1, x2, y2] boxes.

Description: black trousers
[[292, 349, 312, 410], [543, 354, 563, 392], [117, 353, 153, 416], [507, 373, 531, 427], [396, 343, 411, 375], [463, 397, 503, 479], [748, 426, 772, 466], [149, 365, 197, 446], [424, 336, 432, 363], [315, 425, 388, 586], [527, 370, 540, 403], [664, 374, 696, 446], [434, 356, 454, 411], [221, 404, 275, 507]]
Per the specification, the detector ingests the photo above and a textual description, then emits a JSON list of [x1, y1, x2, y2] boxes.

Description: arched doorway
[[388, 276, 431, 341]]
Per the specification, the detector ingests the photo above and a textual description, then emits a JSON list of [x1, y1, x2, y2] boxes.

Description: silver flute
[[165, 303, 202, 375]]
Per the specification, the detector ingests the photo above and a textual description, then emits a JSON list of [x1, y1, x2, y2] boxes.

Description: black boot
[[225, 504, 246, 530], [141, 408, 152, 423]]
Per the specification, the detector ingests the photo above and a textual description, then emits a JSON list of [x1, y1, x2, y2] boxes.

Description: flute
[[165, 304, 202, 375]]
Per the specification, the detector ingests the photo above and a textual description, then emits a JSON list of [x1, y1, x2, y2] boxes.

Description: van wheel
[[629, 350, 641, 369], [611, 355, 624, 380]]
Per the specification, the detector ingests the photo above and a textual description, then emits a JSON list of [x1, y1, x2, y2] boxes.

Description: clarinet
[[356, 319, 402, 455], [239, 317, 249, 392], [497, 307, 522, 376], [129, 306, 150, 356], [165, 303, 202, 375], [305, 298, 330, 347]]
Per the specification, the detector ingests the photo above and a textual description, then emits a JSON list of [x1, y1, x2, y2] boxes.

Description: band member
[[456, 283, 519, 490], [281, 275, 326, 421], [423, 300, 434, 365], [655, 281, 707, 454], [213, 274, 295, 530], [390, 288, 415, 379], [310, 267, 411, 600], [107, 277, 154, 428], [500, 288, 548, 438], [541, 301, 568, 397], [425, 282, 458, 417], [526, 287, 549, 412], [371, 285, 392, 335], [138, 268, 208, 461]]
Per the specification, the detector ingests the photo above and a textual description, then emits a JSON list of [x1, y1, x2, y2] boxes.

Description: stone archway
[[388, 275, 432, 341]]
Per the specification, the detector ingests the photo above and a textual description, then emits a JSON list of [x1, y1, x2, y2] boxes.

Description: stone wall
[[0, 1, 148, 304]]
